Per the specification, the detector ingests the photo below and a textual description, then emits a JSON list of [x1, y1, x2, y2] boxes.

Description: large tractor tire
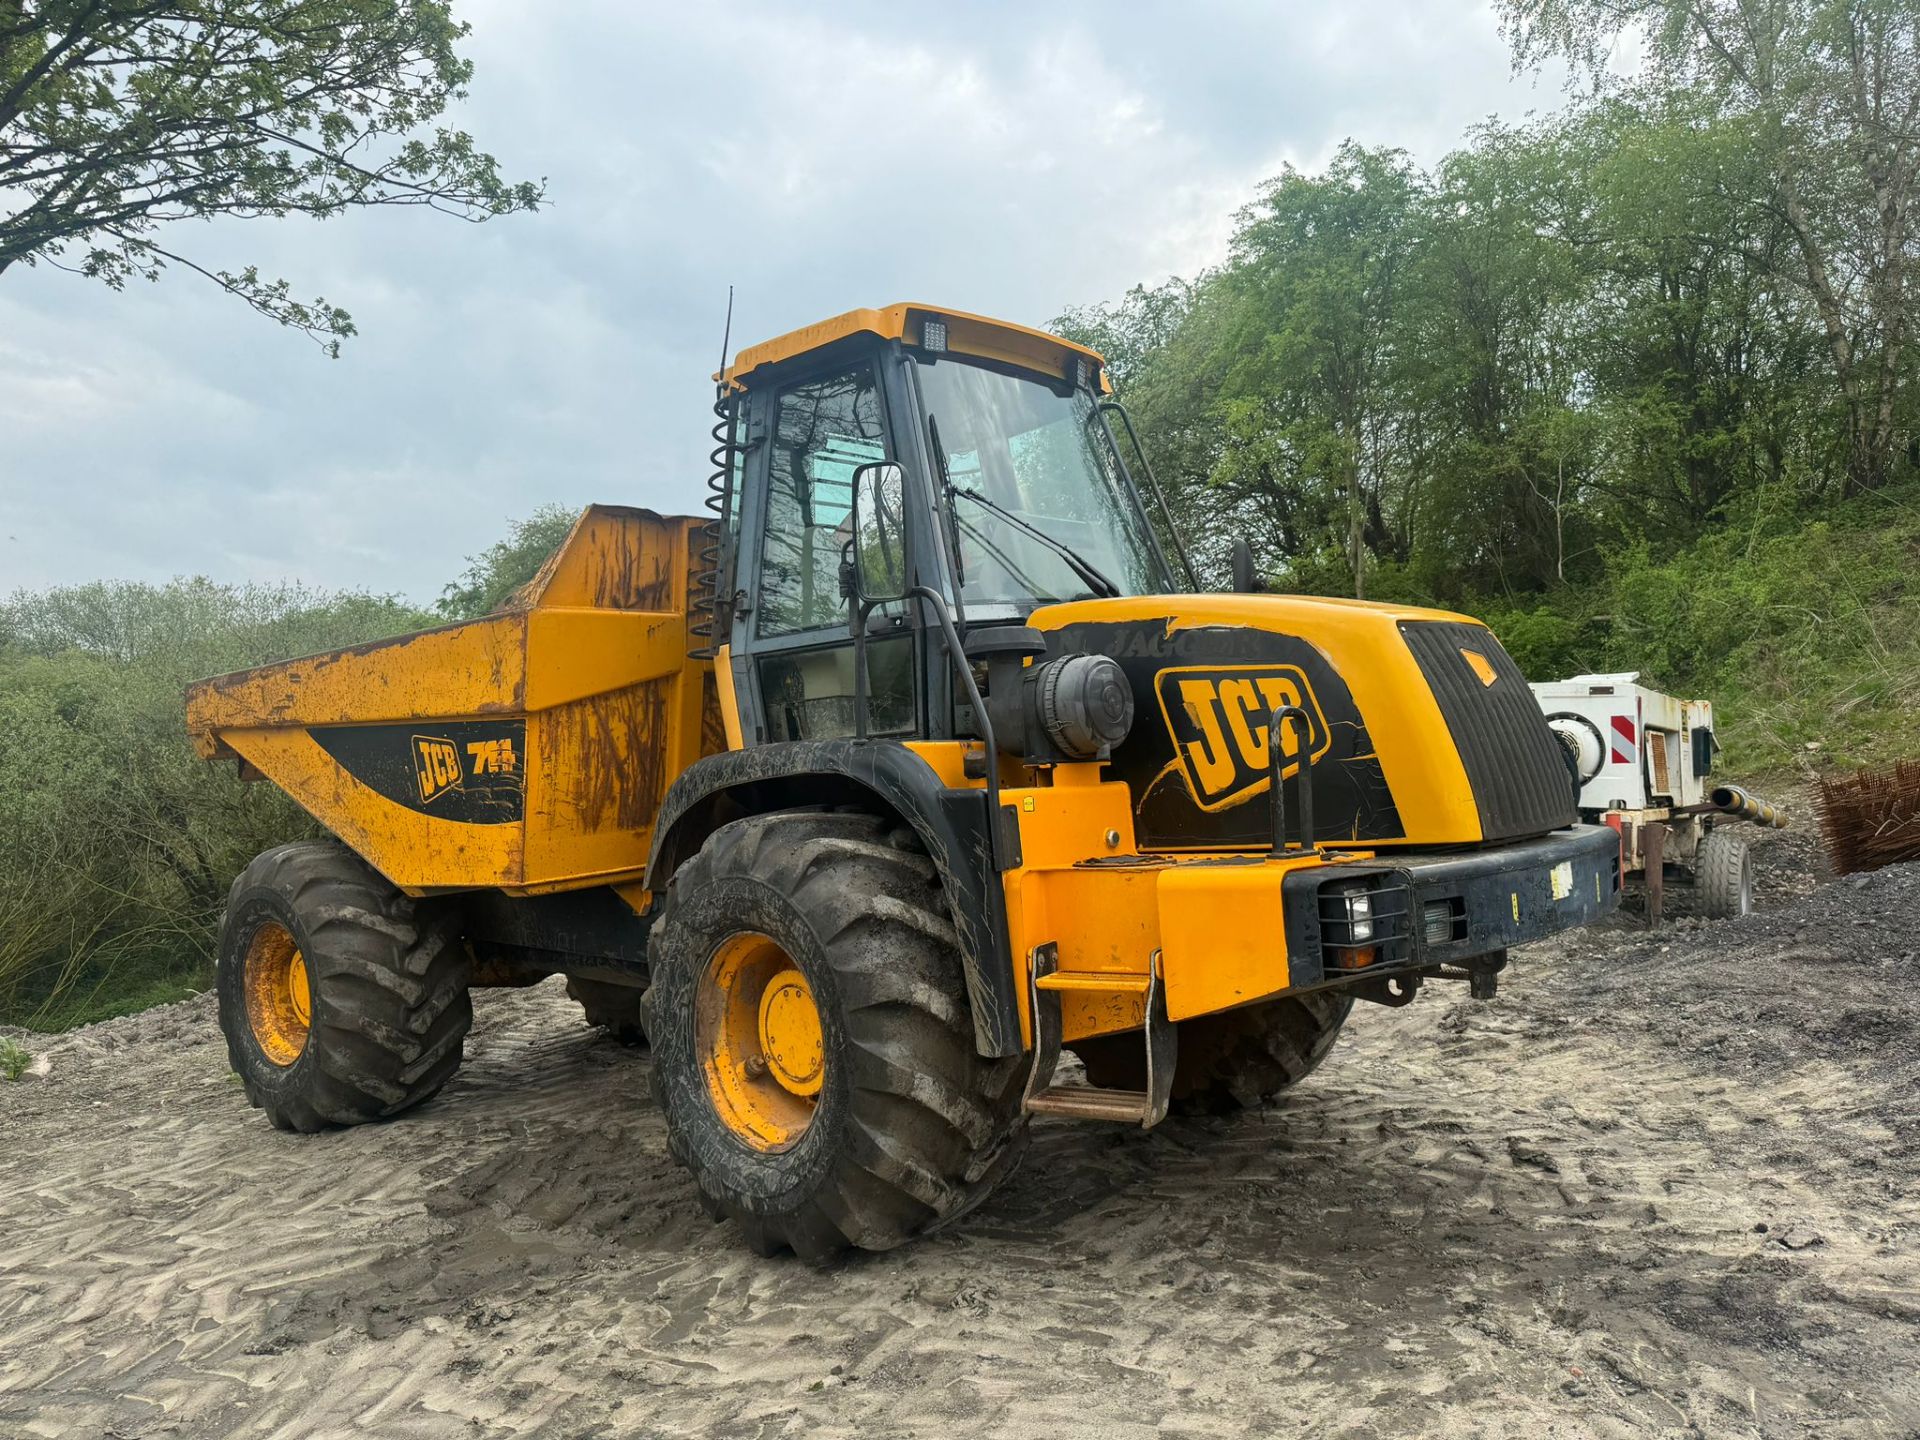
[[566, 976, 648, 1044], [217, 840, 471, 1133], [642, 810, 1028, 1262], [1071, 990, 1352, 1117], [1693, 829, 1754, 920]]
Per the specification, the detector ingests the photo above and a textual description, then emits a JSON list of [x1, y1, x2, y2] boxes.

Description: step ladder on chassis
[[1019, 703, 1321, 1129], [1021, 943, 1176, 1127]]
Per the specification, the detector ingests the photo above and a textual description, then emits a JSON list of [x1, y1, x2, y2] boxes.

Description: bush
[[1592, 501, 1920, 770], [1481, 604, 1590, 680], [0, 581, 433, 1027], [1, 504, 585, 1031]]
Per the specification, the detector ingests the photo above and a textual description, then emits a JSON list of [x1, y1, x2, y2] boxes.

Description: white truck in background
[[1530, 673, 1785, 923]]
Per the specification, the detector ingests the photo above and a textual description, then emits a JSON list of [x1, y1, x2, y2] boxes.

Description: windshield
[[916, 359, 1168, 614]]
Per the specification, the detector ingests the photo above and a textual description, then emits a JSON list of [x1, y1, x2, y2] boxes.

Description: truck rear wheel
[[216, 841, 470, 1133], [1071, 991, 1352, 1116], [566, 976, 648, 1044], [643, 811, 1028, 1261]]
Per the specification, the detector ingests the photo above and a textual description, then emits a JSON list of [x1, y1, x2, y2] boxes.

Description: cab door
[[728, 355, 918, 743]]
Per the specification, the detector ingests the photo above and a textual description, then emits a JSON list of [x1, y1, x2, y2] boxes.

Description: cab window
[[758, 366, 886, 635]]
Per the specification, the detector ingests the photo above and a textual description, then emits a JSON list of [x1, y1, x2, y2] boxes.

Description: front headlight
[[1331, 883, 1374, 942]]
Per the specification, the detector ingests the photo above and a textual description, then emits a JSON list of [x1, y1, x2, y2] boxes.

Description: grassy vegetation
[[0, 517, 570, 1032], [0, 1038, 32, 1081], [1477, 486, 1920, 775]]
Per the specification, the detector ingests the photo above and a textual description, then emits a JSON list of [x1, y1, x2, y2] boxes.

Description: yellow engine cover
[[1026, 594, 1563, 851]]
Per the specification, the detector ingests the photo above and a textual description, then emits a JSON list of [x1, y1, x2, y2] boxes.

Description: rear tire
[[642, 811, 1027, 1261], [1694, 829, 1754, 920], [216, 841, 471, 1133], [566, 976, 648, 1044], [1071, 991, 1352, 1116]]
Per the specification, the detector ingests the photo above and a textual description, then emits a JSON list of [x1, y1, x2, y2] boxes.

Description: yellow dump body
[[186, 507, 725, 895]]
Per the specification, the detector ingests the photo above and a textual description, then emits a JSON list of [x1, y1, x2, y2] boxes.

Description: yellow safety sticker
[[1551, 861, 1574, 901]]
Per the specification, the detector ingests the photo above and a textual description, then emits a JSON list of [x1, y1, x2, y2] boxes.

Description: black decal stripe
[[308, 720, 526, 826]]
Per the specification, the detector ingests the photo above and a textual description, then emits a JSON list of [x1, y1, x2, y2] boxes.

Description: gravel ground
[[3, 819, 1916, 1439]]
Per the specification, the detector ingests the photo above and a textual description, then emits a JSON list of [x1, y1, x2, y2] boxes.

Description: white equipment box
[[1529, 671, 1716, 812], [1529, 673, 1777, 921]]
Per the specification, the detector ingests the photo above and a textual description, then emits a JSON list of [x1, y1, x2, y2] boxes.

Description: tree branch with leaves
[[0, 0, 542, 353]]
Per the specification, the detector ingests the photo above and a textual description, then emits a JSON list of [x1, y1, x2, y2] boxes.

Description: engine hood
[[1025, 595, 1575, 851]]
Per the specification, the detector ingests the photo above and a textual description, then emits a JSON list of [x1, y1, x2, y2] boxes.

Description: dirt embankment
[[3, 825, 1917, 1438]]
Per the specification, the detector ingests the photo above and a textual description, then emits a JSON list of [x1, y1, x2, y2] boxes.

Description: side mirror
[[1230, 537, 1266, 594], [847, 461, 909, 603]]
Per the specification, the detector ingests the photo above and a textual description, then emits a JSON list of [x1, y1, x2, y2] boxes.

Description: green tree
[[0, 0, 542, 353], [1403, 118, 1590, 598], [1056, 278, 1229, 580], [1214, 143, 1427, 598], [1501, 0, 1920, 493], [435, 504, 576, 618], [1571, 94, 1831, 531]]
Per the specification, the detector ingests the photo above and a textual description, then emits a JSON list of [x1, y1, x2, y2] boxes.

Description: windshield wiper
[[951, 485, 1120, 599], [927, 413, 964, 587], [929, 411, 1118, 599]]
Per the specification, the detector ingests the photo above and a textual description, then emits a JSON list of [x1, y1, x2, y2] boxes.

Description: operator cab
[[705, 304, 1182, 747]]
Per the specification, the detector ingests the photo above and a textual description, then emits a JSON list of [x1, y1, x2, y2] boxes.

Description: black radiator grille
[[1399, 620, 1576, 842]]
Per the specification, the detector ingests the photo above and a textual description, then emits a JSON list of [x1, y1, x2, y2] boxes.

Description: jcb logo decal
[[413, 736, 465, 804], [1155, 665, 1331, 810], [412, 734, 518, 804]]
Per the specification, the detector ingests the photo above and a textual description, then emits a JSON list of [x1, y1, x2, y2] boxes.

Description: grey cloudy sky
[[0, 1, 1574, 602]]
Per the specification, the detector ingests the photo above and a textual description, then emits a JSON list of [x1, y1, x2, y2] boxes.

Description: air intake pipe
[[1710, 784, 1788, 829]]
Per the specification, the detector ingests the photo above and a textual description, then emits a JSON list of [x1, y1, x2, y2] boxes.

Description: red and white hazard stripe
[[1610, 715, 1637, 766]]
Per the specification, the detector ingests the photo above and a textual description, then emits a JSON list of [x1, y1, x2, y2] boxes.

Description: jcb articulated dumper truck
[[188, 304, 1620, 1259]]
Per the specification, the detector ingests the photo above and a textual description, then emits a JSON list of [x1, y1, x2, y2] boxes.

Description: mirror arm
[[1100, 398, 1199, 591], [906, 584, 1011, 872]]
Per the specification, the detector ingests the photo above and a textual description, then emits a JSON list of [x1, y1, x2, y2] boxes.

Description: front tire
[[216, 841, 470, 1132], [642, 811, 1027, 1261], [1072, 991, 1352, 1116]]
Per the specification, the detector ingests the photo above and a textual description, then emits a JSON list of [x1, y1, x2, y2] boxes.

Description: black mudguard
[[645, 742, 1024, 1058]]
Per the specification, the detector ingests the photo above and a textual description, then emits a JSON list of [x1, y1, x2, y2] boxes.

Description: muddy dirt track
[[4, 826, 1918, 1439]]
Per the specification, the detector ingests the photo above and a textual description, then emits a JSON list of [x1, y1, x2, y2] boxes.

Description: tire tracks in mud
[[3, 849, 1917, 1438]]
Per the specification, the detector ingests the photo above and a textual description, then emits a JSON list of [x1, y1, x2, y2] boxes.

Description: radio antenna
[[716, 285, 735, 378]]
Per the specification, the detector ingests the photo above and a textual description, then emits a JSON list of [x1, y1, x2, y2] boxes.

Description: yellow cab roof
[[719, 302, 1111, 393]]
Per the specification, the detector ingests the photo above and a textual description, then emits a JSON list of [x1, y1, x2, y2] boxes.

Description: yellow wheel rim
[[697, 933, 824, 1150], [243, 921, 311, 1066]]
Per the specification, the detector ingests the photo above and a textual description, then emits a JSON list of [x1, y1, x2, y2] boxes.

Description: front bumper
[[1280, 824, 1622, 988]]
